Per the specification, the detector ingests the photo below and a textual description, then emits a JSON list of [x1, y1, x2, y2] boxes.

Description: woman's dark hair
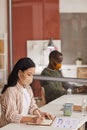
[[1, 57, 35, 94]]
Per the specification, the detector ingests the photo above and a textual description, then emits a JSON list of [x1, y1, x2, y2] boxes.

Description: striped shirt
[[0, 82, 38, 127]]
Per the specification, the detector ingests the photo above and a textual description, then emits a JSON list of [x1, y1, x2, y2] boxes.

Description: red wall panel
[[12, 5, 33, 64], [12, 0, 60, 65]]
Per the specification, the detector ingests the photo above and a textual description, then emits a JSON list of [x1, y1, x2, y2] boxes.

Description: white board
[[27, 40, 61, 66]]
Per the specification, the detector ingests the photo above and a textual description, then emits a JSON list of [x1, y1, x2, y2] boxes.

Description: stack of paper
[[54, 117, 80, 129]]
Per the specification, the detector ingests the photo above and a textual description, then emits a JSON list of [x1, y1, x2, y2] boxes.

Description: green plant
[[76, 57, 83, 61]]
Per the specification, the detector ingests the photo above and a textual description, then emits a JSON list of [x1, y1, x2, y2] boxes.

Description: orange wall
[[11, 0, 60, 66]]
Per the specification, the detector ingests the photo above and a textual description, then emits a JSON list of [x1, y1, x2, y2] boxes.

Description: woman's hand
[[40, 112, 55, 120], [30, 116, 44, 124], [20, 116, 44, 124], [34, 109, 55, 121]]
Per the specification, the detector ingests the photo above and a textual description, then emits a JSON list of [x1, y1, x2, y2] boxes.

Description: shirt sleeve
[[61, 70, 77, 91], [1, 88, 22, 124]]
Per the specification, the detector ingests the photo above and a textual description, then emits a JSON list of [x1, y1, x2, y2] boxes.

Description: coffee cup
[[63, 103, 73, 116]]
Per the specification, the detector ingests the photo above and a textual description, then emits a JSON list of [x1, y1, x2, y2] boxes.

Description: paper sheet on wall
[[54, 117, 80, 129], [27, 40, 61, 66]]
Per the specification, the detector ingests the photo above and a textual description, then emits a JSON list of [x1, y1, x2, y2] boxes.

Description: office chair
[[31, 79, 46, 107]]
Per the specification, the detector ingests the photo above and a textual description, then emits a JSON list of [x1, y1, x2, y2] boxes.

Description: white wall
[[0, 0, 7, 33], [60, 0, 87, 13]]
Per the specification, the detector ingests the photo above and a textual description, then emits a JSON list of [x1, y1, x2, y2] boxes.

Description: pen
[[36, 110, 42, 117]]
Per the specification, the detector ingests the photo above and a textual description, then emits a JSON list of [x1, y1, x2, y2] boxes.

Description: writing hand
[[31, 116, 44, 124]]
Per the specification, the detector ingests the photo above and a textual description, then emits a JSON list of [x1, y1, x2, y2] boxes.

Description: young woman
[[0, 57, 54, 127]]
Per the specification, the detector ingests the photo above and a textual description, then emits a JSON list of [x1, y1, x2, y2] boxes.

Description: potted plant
[[75, 57, 83, 65]]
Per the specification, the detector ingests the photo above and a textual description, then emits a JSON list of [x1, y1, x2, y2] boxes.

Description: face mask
[[23, 76, 33, 87], [19, 71, 33, 87], [54, 63, 62, 70]]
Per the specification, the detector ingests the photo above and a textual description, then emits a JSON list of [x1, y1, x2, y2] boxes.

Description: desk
[[1, 94, 87, 130], [48, 94, 87, 106]]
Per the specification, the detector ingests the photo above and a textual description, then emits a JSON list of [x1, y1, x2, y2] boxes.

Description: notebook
[[73, 105, 87, 112], [27, 119, 53, 126]]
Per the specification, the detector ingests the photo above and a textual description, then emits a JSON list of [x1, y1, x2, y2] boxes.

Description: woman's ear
[[18, 70, 22, 79], [18, 70, 25, 86]]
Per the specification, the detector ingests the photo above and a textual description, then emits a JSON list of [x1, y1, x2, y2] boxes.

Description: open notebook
[[27, 119, 53, 126]]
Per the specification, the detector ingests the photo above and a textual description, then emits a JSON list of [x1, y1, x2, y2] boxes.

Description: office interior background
[[0, 0, 87, 89]]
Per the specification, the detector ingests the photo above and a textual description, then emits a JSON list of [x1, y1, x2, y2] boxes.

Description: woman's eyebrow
[[27, 72, 33, 75]]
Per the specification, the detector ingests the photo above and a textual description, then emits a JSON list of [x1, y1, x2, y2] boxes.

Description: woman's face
[[18, 67, 35, 87]]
